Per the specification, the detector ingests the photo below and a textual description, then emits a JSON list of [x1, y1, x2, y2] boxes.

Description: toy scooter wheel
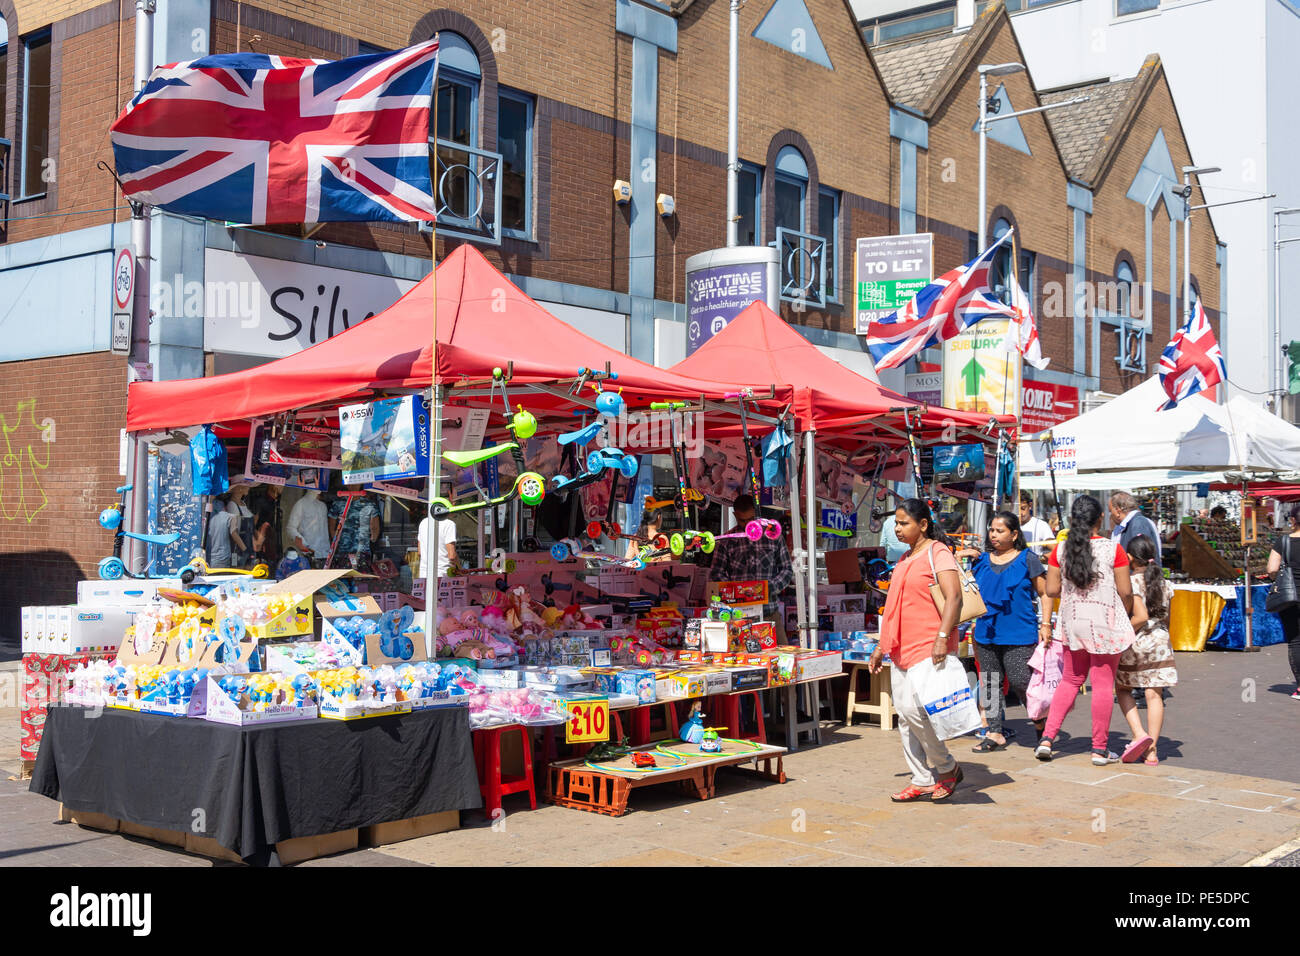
[[626, 558, 645, 570], [609, 522, 622, 538], [586, 521, 603, 540], [669, 533, 685, 556], [429, 496, 453, 518], [517, 473, 546, 506], [635, 650, 652, 667], [745, 520, 764, 542], [98, 556, 126, 580], [180, 566, 197, 585], [765, 520, 783, 540], [251, 563, 269, 578], [550, 542, 571, 561], [700, 531, 716, 554], [586, 450, 605, 473], [653, 533, 669, 550], [619, 456, 639, 478]]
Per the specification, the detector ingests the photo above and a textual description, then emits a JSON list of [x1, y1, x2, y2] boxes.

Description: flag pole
[[421, 36, 441, 655]]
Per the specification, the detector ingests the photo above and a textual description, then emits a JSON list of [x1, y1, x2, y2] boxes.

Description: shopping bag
[[911, 655, 983, 740], [1025, 640, 1064, 720]]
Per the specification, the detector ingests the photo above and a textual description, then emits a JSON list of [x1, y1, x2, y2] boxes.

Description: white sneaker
[[1035, 738, 1053, 761], [1092, 750, 1119, 766]]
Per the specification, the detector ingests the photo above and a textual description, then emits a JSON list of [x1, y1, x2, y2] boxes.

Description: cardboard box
[[199, 677, 319, 725], [76, 578, 183, 607], [825, 594, 869, 615], [60, 804, 119, 833], [709, 580, 768, 606], [793, 649, 843, 682], [20, 607, 36, 654], [116, 629, 168, 667], [616, 669, 656, 704], [475, 668, 527, 689], [318, 693, 410, 720], [67, 605, 135, 654], [658, 671, 705, 699], [275, 828, 359, 864], [700, 620, 730, 653], [725, 666, 769, 692], [676, 649, 704, 664], [749, 621, 777, 650], [246, 568, 374, 641], [832, 613, 867, 633], [699, 669, 732, 696], [118, 820, 186, 848], [361, 811, 459, 847]]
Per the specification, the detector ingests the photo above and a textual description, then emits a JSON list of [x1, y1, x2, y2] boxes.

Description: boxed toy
[[725, 666, 769, 692], [709, 580, 768, 606], [616, 668, 656, 704], [76, 578, 184, 607], [657, 670, 706, 699], [749, 621, 778, 650], [200, 673, 319, 725], [583, 667, 620, 695], [793, 649, 843, 682], [698, 668, 732, 696]]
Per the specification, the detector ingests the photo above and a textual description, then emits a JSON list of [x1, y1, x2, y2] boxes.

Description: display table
[[30, 705, 482, 865], [1170, 583, 1285, 651]]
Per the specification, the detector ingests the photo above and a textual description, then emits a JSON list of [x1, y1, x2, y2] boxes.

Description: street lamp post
[[1181, 165, 1220, 327], [1273, 208, 1300, 408], [726, 0, 740, 248]]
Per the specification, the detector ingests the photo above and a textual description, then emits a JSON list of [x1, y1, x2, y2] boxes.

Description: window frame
[[1115, 0, 1160, 18], [818, 186, 840, 304], [737, 160, 763, 247], [496, 87, 534, 241], [19, 28, 50, 202], [434, 62, 481, 230]]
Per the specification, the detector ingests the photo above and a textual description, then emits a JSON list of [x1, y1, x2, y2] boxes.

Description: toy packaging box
[[792, 649, 843, 682], [615, 668, 656, 704], [749, 621, 777, 650], [725, 666, 769, 692], [197, 676, 319, 725], [657, 670, 706, 700], [709, 580, 768, 606], [583, 667, 620, 694]]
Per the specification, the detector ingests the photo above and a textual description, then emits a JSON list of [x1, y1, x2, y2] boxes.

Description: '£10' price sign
[[565, 698, 610, 744]]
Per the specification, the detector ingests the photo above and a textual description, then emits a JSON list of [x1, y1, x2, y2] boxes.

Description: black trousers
[[974, 642, 1037, 735], [1281, 606, 1300, 686]]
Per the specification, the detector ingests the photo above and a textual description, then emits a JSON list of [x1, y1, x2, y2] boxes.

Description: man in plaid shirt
[[709, 494, 793, 640]]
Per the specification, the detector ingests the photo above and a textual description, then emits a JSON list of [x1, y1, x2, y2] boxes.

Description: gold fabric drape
[[1169, 589, 1227, 653]]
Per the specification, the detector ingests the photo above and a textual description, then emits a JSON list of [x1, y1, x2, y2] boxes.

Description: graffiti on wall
[[0, 400, 53, 522]]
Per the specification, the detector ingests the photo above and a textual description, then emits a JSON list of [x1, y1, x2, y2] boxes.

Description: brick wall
[[0, 352, 129, 639]]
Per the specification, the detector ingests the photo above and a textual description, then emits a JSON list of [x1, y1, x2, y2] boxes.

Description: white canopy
[[1020, 377, 1300, 490]]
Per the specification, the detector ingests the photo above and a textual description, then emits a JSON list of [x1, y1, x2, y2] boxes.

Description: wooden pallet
[[547, 742, 786, 817]]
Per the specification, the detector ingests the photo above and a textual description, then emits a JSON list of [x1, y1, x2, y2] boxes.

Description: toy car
[[586, 448, 639, 478], [668, 530, 716, 556], [630, 751, 657, 768], [706, 598, 740, 622]]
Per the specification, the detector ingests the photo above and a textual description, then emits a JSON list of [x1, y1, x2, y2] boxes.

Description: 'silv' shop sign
[[201, 249, 419, 358]]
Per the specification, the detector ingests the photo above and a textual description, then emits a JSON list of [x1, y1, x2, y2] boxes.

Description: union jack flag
[[110, 40, 439, 224], [866, 231, 1019, 371], [1157, 300, 1226, 410]]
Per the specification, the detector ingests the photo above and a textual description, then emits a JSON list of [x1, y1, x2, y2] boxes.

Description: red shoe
[[890, 783, 935, 803], [931, 765, 964, 801]]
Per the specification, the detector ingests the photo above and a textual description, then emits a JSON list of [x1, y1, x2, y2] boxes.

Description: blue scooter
[[97, 484, 181, 580]]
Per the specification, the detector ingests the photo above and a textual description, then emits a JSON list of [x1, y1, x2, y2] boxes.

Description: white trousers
[[893, 662, 957, 787]]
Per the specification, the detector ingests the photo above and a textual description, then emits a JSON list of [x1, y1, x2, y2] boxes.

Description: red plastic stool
[[644, 701, 681, 742], [473, 724, 536, 817], [705, 692, 766, 744]]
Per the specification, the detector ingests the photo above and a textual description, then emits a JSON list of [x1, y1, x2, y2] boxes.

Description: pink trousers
[[1042, 648, 1120, 752]]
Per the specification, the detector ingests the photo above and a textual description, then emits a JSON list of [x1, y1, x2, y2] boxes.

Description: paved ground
[[3, 644, 1298, 866]]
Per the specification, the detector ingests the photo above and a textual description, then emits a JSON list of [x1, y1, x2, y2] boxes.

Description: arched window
[[990, 217, 1013, 302], [1117, 259, 1135, 317], [773, 145, 808, 235], [434, 33, 481, 226]]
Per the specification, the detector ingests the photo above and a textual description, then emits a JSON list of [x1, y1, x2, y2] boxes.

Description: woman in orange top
[[869, 498, 965, 802]]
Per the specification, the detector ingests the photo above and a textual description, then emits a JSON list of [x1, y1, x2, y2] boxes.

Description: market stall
[[31, 248, 883, 854], [1019, 376, 1300, 650]]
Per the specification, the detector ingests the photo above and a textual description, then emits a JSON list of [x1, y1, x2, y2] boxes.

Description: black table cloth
[[31, 705, 482, 864]]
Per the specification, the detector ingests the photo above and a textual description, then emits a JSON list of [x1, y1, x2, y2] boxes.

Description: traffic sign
[[111, 313, 131, 355], [113, 248, 134, 311]]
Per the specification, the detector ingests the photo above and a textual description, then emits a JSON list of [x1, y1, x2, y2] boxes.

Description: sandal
[[931, 765, 964, 801], [891, 783, 935, 803], [1121, 735, 1153, 764], [1035, 737, 1054, 761], [971, 736, 1007, 753], [1143, 750, 1159, 766]]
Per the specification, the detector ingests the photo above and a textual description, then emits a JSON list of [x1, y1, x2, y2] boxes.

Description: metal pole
[[1183, 172, 1191, 325], [804, 430, 818, 649], [1276, 211, 1284, 410], [421, 384, 444, 655], [725, 0, 739, 248], [978, 71, 987, 251], [126, 0, 155, 573], [786, 422, 807, 645]]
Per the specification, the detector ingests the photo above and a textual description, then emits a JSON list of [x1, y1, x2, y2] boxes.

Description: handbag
[[1266, 537, 1299, 613], [927, 543, 987, 624]]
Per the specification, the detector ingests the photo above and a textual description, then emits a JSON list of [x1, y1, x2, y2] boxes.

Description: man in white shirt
[[1019, 491, 1055, 556], [418, 514, 459, 578], [285, 489, 330, 561]]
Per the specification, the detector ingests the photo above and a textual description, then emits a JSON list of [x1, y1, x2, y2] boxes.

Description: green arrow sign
[[961, 357, 987, 396]]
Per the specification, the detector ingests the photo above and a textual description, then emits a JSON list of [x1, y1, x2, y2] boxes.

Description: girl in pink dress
[[1036, 495, 1136, 766]]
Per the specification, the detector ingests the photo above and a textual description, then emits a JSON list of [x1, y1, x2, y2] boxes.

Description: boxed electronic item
[[520, 666, 593, 694], [698, 668, 732, 696], [616, 668, 656, 704]]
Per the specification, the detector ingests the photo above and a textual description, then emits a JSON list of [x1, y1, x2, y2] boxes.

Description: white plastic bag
[[911, 655, 983, 740]]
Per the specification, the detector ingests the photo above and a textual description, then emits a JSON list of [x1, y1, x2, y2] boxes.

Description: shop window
[[773, 145, 807, 235], [1116, 259, 1135, 317], [435, 35, 480, 229], [772, 145, 824, 307], [738, 161, 762, 246], [988, 217, 1034, 306], [819, 187, 839, 303], [497, 89, 533, 239], [20, 29, 50, 200]]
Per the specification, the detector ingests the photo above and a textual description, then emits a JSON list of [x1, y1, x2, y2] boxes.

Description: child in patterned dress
[[1116, 535, 1177, 766]]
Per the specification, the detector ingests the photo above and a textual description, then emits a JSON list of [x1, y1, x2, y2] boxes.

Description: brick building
[[0, 0, 1224, 635]]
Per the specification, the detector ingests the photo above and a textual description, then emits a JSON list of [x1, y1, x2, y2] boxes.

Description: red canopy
[[126, 245, 741, 433], [669, 301, 1014, 447]]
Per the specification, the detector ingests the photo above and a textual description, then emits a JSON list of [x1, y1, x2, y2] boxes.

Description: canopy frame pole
[[421, 54, 441, 656], [805, 429, 819, 650], [786, 417, 808, 646]]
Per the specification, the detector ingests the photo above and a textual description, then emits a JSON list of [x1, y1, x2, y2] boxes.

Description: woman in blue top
[[958, 510, 1054, 752]]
